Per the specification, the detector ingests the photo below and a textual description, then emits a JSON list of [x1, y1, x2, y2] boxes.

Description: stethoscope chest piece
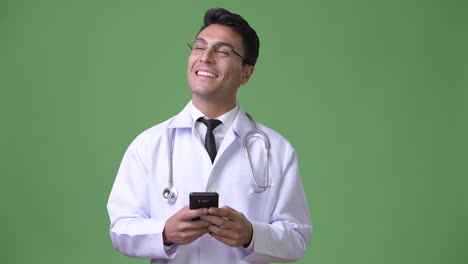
[[162, 186, 178, 203]]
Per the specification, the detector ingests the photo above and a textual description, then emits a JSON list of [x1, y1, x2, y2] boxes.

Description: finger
[[184, 207, 208, 221], [199, 214, 230, 228], [208, 206, 237, 220], [191, 219, 212, 228], [207, 224, 238, 238], [186, 228, 210, 238], [209, 225, 252, 248], [178, 215, 212, 230], [174, 228, 210, 245]]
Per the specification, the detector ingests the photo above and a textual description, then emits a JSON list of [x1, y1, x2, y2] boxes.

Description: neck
[[192, 97, 237, 119]]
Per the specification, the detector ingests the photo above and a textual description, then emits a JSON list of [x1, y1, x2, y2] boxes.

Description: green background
[[1, 0, 467, 263]]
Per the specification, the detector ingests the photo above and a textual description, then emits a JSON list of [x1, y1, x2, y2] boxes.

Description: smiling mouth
[[196, 70, 218, 78]]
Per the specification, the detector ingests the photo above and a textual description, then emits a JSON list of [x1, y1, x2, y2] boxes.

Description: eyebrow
[[194, 38, 237, 50]]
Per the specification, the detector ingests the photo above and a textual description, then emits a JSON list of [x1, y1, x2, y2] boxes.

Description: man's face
[[187, 24, 253, 105]]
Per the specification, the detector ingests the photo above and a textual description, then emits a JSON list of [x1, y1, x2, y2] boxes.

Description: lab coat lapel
[[213, 107, 251, 164], [206, 107, 252, 190], [168, 103, 214, 185], [230, 107, 252, 142]]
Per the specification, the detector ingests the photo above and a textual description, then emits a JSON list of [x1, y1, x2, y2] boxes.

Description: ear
[[240, 65, 255, 85]]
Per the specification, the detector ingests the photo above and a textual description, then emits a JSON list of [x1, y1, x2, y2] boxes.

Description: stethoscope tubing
[[163, 113, 271, 203]]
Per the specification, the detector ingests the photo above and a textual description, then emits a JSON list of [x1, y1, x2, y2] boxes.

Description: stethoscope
[[162, 113, 271, 203]]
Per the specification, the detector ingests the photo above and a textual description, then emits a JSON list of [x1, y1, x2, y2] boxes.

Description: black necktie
[[198, 118, 222, 163]]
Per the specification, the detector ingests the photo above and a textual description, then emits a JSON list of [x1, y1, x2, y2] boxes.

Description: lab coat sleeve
[[243, 144, 312, 262], [107, 140, 178, 259]]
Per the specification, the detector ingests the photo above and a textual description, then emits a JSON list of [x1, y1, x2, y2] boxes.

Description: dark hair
[[198, 8, 260, 66]]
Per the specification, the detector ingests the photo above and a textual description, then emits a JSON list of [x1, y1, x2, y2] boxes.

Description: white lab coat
[[107, 103, 312, 264]]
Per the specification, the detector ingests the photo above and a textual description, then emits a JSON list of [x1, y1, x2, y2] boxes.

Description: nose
[[199, 45, 215, 63]]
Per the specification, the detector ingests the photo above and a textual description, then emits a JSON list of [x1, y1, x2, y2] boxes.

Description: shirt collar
[[189, 101, 239, 130]]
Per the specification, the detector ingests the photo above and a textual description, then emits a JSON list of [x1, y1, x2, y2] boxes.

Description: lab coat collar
[[167, 102, 254, 140], [214, 106, 251, 165], [167, 102, 193, 129], [230, 107, 254, 141]]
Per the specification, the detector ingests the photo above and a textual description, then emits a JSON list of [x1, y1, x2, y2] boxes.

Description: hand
[[200, 206, 253, 248], [163, 205, 211, 245]]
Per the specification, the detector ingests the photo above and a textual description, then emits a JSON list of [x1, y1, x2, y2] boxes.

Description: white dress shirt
[[190, 101, 239, 153]]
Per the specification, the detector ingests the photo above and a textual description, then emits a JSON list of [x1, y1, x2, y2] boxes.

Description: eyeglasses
[[187, 40, 246, 63]]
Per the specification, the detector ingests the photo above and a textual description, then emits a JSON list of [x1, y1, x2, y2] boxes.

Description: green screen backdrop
[[1, 0, 467, 263]]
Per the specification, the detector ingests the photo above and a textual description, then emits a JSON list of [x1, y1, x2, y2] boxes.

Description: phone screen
[[189, 192, 219, 209]]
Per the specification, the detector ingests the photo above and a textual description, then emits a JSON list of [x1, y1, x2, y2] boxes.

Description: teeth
[[197, 71, 217, 78]]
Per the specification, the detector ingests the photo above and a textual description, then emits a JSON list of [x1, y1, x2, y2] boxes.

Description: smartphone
[[189, 192, 219, 209], [189, 192, 218, 221]]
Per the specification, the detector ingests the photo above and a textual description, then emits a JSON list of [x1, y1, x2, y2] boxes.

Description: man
[[107, 8, 312, 263]]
